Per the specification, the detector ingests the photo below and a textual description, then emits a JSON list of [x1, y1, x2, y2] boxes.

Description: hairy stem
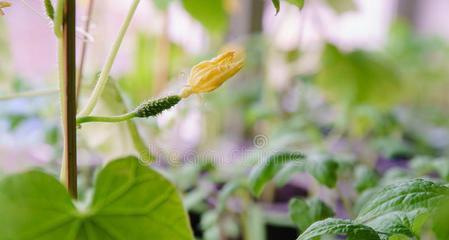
[[78, 0, 140, 117], [76, 112, 137, 125]]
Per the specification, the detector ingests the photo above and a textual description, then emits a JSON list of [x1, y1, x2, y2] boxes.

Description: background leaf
[[354, 165, 379, 193], [217, 180, 247, 212], [181, 0, 228, 34], [296, 218, 380, 240], [274, 162, 305, 186], [289, 198, 334, 231], [326, 0, 356, 13], [305, 154, 339, 188], [248, 152, 305, 196], [317, 44, 400, 110], [153, 0, 175, 10], [271, 0, 280, 14], [286, 0, 305, 9]]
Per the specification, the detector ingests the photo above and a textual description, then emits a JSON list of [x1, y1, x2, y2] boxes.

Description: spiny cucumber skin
[[135, 95, 181, 118]]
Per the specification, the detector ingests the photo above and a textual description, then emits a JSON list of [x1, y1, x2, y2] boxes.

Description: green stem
[[76, 112, 137, 125], [78, 0, 141, 117], [54, 0, 64, 37]]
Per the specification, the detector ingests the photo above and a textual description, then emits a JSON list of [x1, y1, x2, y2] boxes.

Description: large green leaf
[[289, 198, 334, 231], [0, 156, 194, 240], [355, 179, 449, 238], [0, 171, 79, 239], [356, 179, 449, 223], [297, 179, 449, 240], [83, 156, 193, 239], [296, 218, 380, 240], [355, 179, 449, 237], [248, 152, 305, 196], [181, 0, 228, 34], [362, 209, 429, 239]]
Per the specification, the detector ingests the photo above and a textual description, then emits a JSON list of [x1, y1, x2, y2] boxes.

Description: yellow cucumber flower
[[0, 1, 11, 16], [180, 50, 244, 98]]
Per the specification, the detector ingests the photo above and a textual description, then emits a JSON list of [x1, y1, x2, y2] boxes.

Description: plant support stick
[[61, 0, 77, 198]]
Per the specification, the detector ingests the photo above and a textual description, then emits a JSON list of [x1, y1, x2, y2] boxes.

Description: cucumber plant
[[0, 0, 243, 239], [1, 1, 449, 240]]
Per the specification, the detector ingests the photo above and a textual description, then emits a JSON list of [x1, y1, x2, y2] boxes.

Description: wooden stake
[[62, 0, 77, 198]]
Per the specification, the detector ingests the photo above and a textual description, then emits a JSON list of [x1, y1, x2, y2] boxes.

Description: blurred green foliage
[[182, 0, 228, 35], [317, 44, 400, 110], [2, 1, 449, 239]]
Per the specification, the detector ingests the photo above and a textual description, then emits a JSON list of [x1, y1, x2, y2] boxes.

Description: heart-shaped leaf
[[0, 156, 194, 240], [0, 171, 79, 239]]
